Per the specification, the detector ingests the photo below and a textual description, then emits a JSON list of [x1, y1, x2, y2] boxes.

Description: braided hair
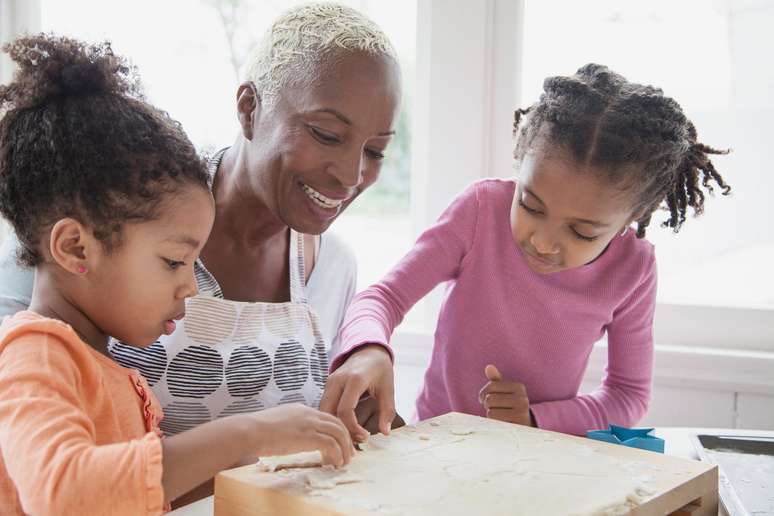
[[0, 34, 210, 267], [513, 64, 730, 238]]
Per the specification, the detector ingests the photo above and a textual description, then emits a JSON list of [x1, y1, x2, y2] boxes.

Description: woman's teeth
[[301, 183, 343, 209]]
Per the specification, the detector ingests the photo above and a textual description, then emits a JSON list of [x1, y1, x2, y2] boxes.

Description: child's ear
[[48, 218, 97, 275], [236, 82, 261, 141]]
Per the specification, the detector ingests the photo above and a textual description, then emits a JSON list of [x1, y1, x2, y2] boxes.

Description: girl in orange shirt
[[0, 35, 353, 515]]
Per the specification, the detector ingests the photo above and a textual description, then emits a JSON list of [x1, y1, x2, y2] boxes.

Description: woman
[[0, 2, 399, 441]]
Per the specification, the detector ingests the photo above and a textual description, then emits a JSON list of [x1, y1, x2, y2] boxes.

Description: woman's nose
[[329, 148, 365, 189]]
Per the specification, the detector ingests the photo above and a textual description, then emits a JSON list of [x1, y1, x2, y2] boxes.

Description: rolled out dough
[[232, 414, 712, 516]]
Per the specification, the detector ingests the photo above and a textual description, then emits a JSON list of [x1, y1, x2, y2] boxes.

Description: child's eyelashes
[[163, 258, 186, 271], [518, 200, 542, 215], [571, 229, 598, 242], [519, 201, 599, 242]]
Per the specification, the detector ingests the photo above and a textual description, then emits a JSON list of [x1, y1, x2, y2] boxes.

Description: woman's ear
[[48, 218, 96, 275], [236, 82, 260, 141]]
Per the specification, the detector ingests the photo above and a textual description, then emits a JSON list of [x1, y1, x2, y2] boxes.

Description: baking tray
[[691, 433, 774, 516]]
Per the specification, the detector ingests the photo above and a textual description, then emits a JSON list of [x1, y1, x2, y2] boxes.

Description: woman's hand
[[320, 344, 396, 441], [478, 364, 533, 426], [249, 404, 355, 467]]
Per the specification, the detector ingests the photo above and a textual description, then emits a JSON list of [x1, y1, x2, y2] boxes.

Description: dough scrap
[[257, 451, 323, 472], [303, 468, 364, 490]]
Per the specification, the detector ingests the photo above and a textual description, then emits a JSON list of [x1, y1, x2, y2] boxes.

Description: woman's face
[[244, 51, 402, 234]]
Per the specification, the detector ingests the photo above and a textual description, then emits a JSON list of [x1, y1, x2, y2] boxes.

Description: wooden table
[[169, 425, 774, 516]]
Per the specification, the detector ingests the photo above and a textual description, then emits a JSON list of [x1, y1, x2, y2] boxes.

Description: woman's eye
[[518, 200, 541, 215], [309, 126, 341, 144], [164, 259, 185, 270], [571, 229, 598, 242]]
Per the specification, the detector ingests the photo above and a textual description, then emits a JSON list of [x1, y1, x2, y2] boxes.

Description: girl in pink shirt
[[0, 35, 352, 515], [328, 64, 732, 437]]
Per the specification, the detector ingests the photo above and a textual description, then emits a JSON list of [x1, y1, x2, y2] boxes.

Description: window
[[14, 1, 774, 349], [521, 0, 774, 311], [40, 0, 417, 293]]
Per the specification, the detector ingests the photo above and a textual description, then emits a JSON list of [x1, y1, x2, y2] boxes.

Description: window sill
[[391, 329, 774, 396]]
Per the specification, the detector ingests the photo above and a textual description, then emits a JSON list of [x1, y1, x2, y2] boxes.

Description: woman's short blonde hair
[[244, 2, 397, 100]]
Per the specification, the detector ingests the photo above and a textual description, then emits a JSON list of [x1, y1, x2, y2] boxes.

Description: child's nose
[[177, 273, 199, 299], [530, 230, 560, 255]]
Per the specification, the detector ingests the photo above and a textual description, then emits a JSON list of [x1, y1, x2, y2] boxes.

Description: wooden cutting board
[[214, 412, 717, 516]]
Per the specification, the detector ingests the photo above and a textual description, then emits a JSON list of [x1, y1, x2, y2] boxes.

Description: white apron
[[111, 231, 328, 436]]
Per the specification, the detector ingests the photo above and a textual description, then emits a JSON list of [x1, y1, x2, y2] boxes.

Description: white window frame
[[410, 0, 525, 327]]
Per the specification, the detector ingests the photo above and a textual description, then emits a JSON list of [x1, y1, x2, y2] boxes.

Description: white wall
[[1, 1, 41, 246], [0, 0, 41, 80]]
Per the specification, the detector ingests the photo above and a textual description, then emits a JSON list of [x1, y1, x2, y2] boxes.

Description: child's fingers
[[319, 377, 344, 417], [362, 411, 380, 435], [486, 408, 515, 423], [316, 410, 357, 456], [484, 392, 518, 410], [336, 381, 371, 442], [485, 380, 527, 397], [484, 364, 502, 382], [478, 382, 493, 404], [315, 419, 354, 464], [376, 382, 396, 436], [486, 408, 531, 426], [484, 393, 530, 412], [355, 397, 376, 427], [315, 432, 346, 467]]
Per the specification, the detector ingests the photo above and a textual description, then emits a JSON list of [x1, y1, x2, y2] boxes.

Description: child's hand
[[355, 396, 406, 435], [320, 344, 396, 441], [161, 404, 355, 503], [249, 403, 355, 467], [478, 364, 533, 427]]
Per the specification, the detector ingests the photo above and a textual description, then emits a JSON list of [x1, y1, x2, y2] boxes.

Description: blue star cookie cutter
[[586, 425, 665, 453]]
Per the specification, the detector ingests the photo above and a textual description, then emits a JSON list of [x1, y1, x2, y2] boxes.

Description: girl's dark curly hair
[[513, 63, 731, 238], [0, 34, 210, 267]]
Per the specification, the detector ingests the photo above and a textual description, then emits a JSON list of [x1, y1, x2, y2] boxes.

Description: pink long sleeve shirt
[[335, 179, 657, 436]]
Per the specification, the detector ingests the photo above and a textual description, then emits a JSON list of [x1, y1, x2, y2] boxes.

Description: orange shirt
[[0, 311, 165, 515]]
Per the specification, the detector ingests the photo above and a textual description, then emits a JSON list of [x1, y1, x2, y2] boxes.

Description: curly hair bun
[[0, 33, 209, 267], [1, 34, 142, 110]]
